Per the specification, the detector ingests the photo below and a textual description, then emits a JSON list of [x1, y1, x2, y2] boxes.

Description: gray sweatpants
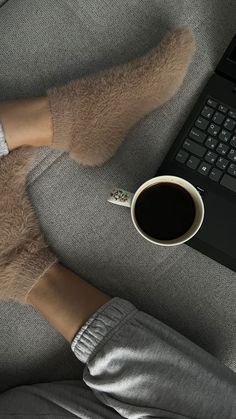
[[1, 297, 236, 418]]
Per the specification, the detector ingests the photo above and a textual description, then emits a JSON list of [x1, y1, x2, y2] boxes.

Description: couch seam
[[28, 152, 66, 187]]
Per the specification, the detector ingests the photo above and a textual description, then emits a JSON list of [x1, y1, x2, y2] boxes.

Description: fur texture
[[0, 148, 56, 303], [47, 27, 195, 166]]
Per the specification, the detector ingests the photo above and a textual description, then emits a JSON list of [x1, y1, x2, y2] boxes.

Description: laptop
[[157, 34, 236, 272]]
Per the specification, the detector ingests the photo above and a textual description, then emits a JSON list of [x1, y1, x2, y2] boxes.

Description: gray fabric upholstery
[[0, 0, 236, 392]]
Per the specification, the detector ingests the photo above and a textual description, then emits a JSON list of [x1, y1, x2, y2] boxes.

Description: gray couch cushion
[[0, 0, 236, 392]]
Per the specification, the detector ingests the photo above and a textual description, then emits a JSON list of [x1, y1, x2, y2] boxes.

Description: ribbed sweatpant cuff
[[71, 297, 136, 363]]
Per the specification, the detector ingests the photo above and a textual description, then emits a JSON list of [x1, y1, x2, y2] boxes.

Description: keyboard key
[[195, 116, 209, 130], [216, 142, 229, 156], [205, 151, 217, 164], [224, 118, 236, 131], [205, 136, 218, 149], [218, 129, 231, 143], [201, 106, 215, 119], [218, 104, 228, 114], [227, 163, 236, 177], [220, 174, 236, 193], [228, 110, 236, 120], [183, 139, 206, 157], [175, 149, 189, 163], [228, 148, 236, 162], [213, 111, 225, 125], [189, 128, 207, 143], [208, 123, 220, 136], [186, 155, 200, 169], [198, 162, 211, 176], [209, 168, 223, 182], [207, 98, 218, 108], [230, 136, 236, 148], [216, 157, 229, 170]]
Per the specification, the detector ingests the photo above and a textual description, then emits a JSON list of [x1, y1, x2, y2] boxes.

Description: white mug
[[107, 175, 204, 246]]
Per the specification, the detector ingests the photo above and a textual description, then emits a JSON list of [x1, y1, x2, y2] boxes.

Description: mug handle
[[107, 188, 134, 208]]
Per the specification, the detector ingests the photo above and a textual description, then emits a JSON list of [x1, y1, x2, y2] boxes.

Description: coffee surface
[[134, 183, 196, 240]]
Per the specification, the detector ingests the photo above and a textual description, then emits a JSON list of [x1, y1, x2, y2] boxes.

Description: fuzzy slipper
[[47, 27, 195, 166], [0, 148, 56, 302]]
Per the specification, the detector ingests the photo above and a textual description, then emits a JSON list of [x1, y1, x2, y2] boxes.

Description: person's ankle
[[0, 96, 53, 151], [27, 263, 111, 343]]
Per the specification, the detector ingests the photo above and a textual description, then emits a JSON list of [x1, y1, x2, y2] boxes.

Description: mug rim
[[130, 175, 205, 246]]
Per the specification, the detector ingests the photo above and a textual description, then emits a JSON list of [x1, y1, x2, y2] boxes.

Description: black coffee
[[134, 182, 196, 241]]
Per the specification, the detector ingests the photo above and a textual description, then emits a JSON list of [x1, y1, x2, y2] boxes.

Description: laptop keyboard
[[175, 97, 236, 193]]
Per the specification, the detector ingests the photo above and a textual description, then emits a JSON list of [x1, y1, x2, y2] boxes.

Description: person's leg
[[0, 27, 195, 165], [2, 262, 236, 418], [26, 264, 236, 419]]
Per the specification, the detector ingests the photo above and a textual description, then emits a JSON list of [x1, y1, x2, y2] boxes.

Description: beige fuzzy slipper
[[0, 148, 56, 303], [47, 27, 195, 166]]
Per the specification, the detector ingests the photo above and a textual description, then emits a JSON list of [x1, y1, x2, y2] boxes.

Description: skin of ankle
[[0, 96, 53, 150], [27, 263, 111, 343]]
